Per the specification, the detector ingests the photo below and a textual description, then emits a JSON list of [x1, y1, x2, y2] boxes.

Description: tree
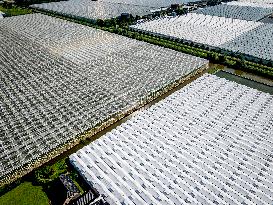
[[235, 58, 246, 69], [218, 54, 227, 64]]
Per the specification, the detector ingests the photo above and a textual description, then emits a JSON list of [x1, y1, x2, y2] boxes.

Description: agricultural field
[[70, 74, 273, 205], [130, 13, 273, 62], [0, 14, 208, 185], [193, 3, 273, 21]]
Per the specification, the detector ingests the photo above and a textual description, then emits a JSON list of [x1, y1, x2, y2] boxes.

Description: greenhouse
[[31, 0, 152, 20], [31, 0, 201, 18], [221, 23, 273, 62], [0, 14, 208, 184], [193, 3, 273, 21], [70, 74, 273, 205], [227, 1, 273, 8], [131, 13, 273, 61], [130, 13, 262, 47], [100, 0, 200, 8], [238, 0, 273, 4]]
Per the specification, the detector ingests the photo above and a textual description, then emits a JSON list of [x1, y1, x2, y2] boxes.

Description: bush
[[34, 159, 68, 185]]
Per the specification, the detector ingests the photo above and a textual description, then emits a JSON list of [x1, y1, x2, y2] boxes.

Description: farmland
[[238, 0, 273, 4], [100, 0, 200, 8]]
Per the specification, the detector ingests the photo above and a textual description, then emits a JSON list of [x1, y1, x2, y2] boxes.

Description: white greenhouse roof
[[130, 13, 262, 47], [70, 74, 273, 205], [31, 0, 153, 20], [30, 0, 201, 19], [227, 1, 273, 8], [193, 3, 273, 21], [238, 0, 273, 4], [0, 14, 207, 184], [101, 0, 200, 8], [130, 13, 273, 61], [221, 23, 273, 62]]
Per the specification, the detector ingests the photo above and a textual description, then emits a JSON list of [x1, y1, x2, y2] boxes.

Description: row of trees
[[14, 0, 65, 6], [0, 4, 33, 16]]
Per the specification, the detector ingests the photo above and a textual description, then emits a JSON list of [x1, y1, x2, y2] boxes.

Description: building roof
[[59, 174, 80, 199]]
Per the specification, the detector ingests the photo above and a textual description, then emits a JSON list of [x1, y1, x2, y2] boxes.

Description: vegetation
[[207, 64, 224, 74], [0, 5, 32, 16], [32, 158, 86, 204], [0, 157, 86, 205], [14, 0, 64, 6], [207, 0, 221, 6], [0, 182, 49, 205], [34, 158, 68, 185]]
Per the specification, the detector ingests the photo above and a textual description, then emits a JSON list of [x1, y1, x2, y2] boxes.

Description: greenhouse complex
[[130, 13, 262, 47], [0, 0, 273, 204], [30, 0, 200, 20], [238, 0, 273, 4], [30, 0, 153, 20], [130, 0, 273, 63], [0, 13, 208, 184], [193, 3, 273, 21], [70, 74, 273, 204]]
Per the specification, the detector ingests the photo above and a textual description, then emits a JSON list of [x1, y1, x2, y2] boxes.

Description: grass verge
[[0, 182, 49, 205], [0, 5, 32, 16]]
